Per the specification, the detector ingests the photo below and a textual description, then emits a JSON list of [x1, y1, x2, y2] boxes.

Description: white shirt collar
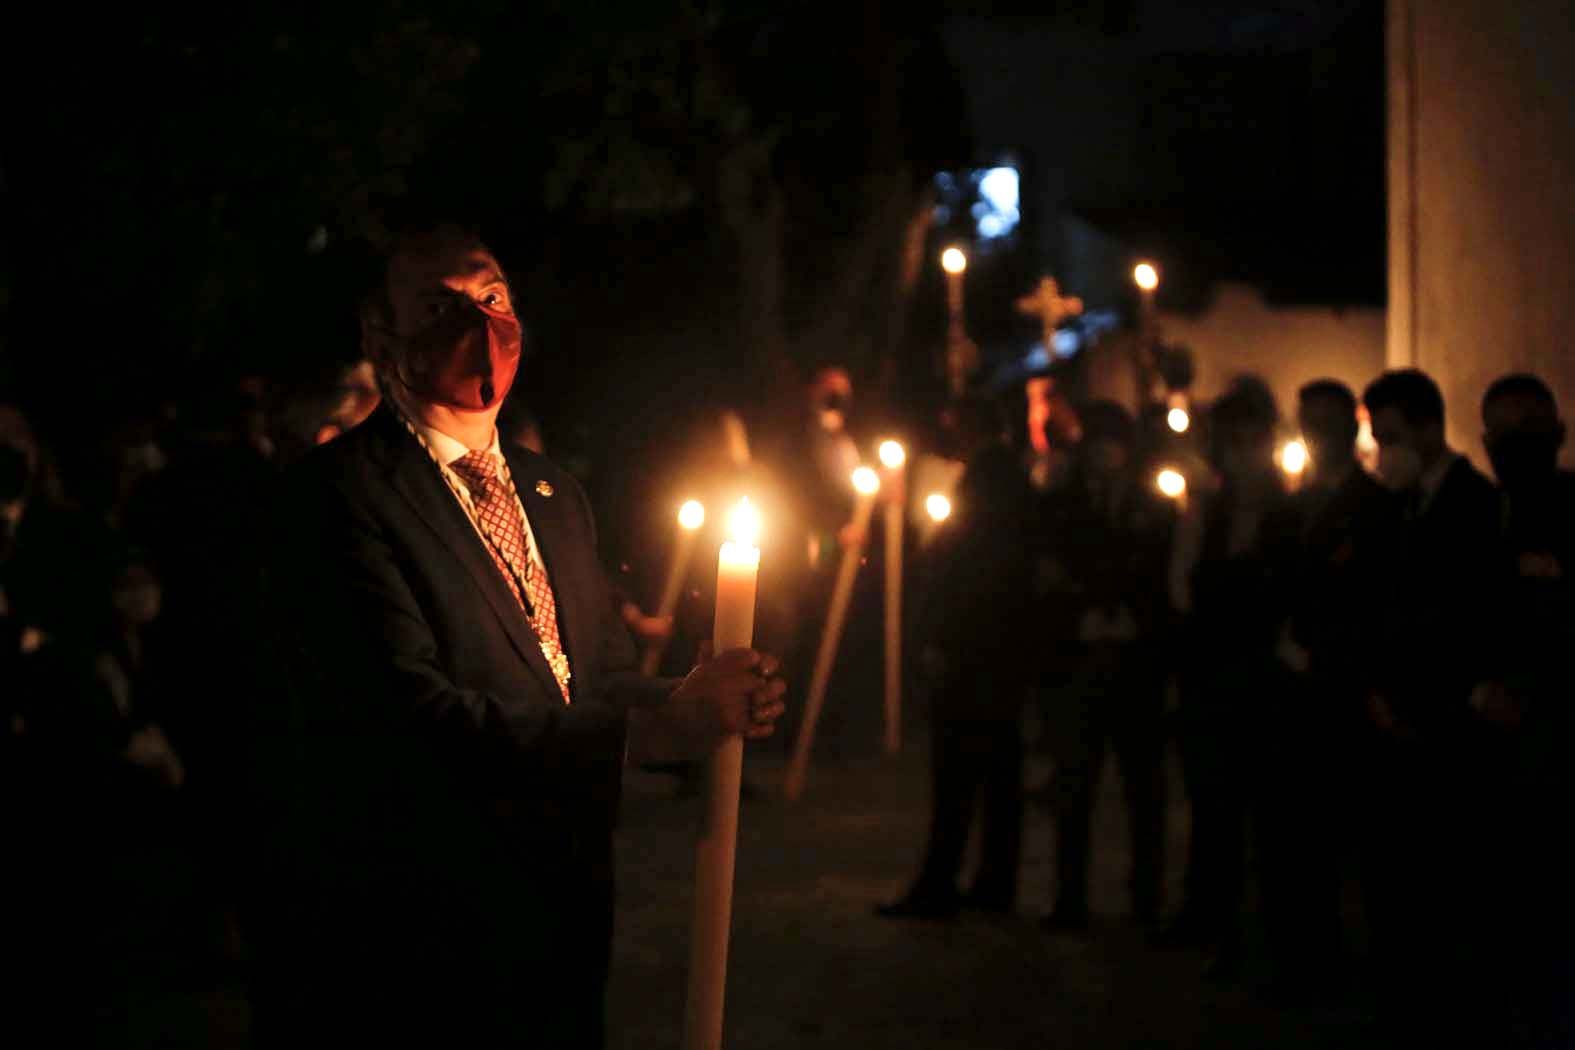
[[410, 418, 502, 468]]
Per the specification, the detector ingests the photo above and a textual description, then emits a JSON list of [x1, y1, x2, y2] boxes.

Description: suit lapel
[[374, 411, 564, 702], [507, 447, 589, 697]]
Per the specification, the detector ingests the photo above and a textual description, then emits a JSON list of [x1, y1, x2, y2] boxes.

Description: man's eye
[[481, 291, 508, 309]]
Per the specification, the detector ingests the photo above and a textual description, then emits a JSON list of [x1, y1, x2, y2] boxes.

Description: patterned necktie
[[450, 450, 572, 703]]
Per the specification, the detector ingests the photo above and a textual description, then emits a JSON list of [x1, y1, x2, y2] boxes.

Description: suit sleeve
[[273, 465, 625, 783]]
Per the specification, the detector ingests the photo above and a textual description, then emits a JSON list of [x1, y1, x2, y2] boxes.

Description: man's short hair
[[1211, 374, 1280, 435], [1362, 369, 1445, 427], [1482, 373, 1557, 417], [1298, 378, 1357, 417], [357, 220, 486, 343]]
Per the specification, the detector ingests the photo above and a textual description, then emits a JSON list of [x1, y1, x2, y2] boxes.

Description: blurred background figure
[[1474, 373, 1575, 1039], [1266, 379, 1392, 999], [879, 399, 1032, 920], [1039, 401, 1174, 935], [802, 365, 863, 564], [1161, 376, 1297, 976], [1358, 368, 1498, 1038]]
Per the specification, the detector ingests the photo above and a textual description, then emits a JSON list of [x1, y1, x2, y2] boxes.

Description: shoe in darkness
[[874, 888, 961, 921]]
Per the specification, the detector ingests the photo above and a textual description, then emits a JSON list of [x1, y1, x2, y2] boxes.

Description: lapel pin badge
[[535, 480, 555, 498]]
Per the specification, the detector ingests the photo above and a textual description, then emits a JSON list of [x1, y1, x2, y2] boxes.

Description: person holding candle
[[260, 223, 786, 1049], [878, 399, 1033, 919]]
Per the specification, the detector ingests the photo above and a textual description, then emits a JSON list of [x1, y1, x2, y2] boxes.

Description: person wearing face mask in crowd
[[1357, 368, 1499, 1039], [259, 223, 787, 1048], [1470, 374, 1575, 1041], [1160, 377, 1299, 976]]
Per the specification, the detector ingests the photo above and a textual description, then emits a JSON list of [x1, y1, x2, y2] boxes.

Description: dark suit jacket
[[264, 405, 672, 1044], [1367, 455, 1499, 734]]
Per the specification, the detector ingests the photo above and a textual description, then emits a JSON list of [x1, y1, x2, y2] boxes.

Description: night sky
[[6, 1, 1385, 441]]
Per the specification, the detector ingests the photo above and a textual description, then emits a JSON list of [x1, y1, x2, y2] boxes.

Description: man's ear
[[359, 302, 399, 374]]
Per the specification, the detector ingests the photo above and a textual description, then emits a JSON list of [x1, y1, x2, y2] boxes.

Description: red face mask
[[398, 298, 523, 412]]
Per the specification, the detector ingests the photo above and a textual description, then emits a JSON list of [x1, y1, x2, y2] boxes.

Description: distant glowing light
[[1134, 262, 1159, 292], [1279, 439, 1309, 476], [941, 247, 968, 275], [852, 466, 881, 496], [878, 440, 906, 470], [925, 493, 952, 522], [975, 167, 1020, 240], [726, 498, 761, 547], [678, 500, 706, 531], [1157, 468, 1187, 499], [1167, 407, 1191, 433]]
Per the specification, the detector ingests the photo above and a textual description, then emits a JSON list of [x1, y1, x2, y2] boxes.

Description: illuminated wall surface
[[1155, 283, 1385, 411], [1388, 0, 1575, 466]]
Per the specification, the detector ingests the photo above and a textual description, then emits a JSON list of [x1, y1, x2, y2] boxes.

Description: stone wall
[[1388, 0, 1575, 464]]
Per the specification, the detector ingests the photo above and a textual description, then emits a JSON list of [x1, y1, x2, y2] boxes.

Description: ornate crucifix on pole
[[1014, 276, 1083, 360]]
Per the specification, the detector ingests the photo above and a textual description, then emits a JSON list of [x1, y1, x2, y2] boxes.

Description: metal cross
[[1015, 276, 1084, 355]]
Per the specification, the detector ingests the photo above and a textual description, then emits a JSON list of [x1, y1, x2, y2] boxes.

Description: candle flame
[[1156, 468, 1187, 499], [878, 439, 906, 470], [925, 492, 952, 522], [1279, 439, 1309, 476], [1166, 407, 1190, 433], [726, 498, 761, 547], [941, 247, 968, 275], [1133, 262, 1159, 291], [852, 466, 881, 496], [678, 499, 706, 530]]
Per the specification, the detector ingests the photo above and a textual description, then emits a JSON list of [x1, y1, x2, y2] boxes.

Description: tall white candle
[[877, 440, 906, 755], [641, 500, 706, 676], [682, 499, 759, 1050], [785, 467, 880, 801]]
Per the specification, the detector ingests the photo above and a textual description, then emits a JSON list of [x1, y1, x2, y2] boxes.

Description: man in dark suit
[[877, 399, 1033, 919], [1039, 401, 1174, 934], [1359, 368, 1498, 1034], [1262, 379, 1392, 995], [259, 224, 786, 1047], [1473, 373, 1575, 1039]]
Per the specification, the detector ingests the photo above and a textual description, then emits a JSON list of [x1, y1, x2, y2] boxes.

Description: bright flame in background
[[726, 498, 761, 547], [1280, 439, 1309, 476], [925, 493, 952, 523], [852, 467, 881, 496], [941, 247, 968, 275], [1167, 407, 1191, 433], [1133, 262, 1159, 292], [1156, 469, 1187, 499], [678, 500, 706, 531], [878, 440, 906, 470]]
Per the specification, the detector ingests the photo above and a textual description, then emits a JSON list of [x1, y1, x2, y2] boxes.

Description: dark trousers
[[1358, 731, 1472, 1039], [1253, 673, 1351, 978], [251, 853, 614, 1049], [1175, 677, 1258, 948], [913, 676, 1025, 902], [1050, 648, 1166, 920]]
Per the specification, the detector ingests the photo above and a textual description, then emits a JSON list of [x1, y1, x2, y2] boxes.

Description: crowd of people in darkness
[[4, 320, 1571, 1044], [881, 365, 1573, 1045]]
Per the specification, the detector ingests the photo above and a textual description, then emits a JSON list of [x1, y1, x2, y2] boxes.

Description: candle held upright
[[877, 440, 907, 755], [641, 500, 706, 676], [785, 466, 880, 800], [682, 498, 760, 1050]]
